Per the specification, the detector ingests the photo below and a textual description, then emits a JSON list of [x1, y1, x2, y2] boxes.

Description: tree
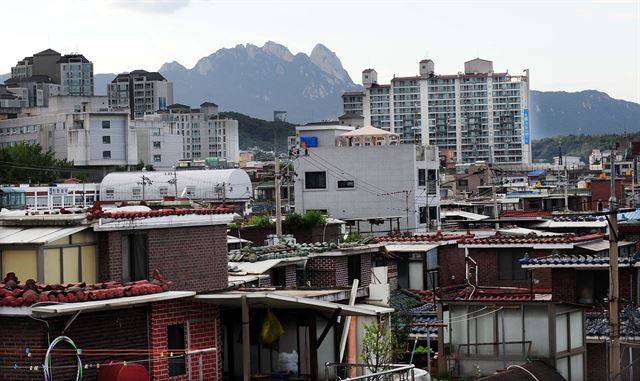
[[359, 320, 399, 375], [0, 143, 73, 184]]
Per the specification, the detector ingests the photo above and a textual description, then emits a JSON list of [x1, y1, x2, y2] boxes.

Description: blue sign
[[523, 108, 529, 144], [300, 136, 318, 148]]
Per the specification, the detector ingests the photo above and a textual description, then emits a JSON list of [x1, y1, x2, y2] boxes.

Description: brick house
[[0, 205, 237, 381], [520, 247, 640, 381]]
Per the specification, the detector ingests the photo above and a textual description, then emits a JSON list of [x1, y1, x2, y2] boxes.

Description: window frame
[[102, 120, 110, 129], [102, 150, 111, 159], [497, 250, 528, 280], [167, 324, 186, 376], [304, 171, 327, 190], [102, 136, 111, 144], [337, 179, 355, 189]]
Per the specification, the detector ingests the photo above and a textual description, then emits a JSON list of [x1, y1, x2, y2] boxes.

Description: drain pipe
[[465, 247, 479, 285]]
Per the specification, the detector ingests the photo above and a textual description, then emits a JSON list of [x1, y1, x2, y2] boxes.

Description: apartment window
[[102, 136, 111, 144], [305, 171, 326, 189], [498, 250, 527, 280], [418, 169, 426, 186], [153, 155, 162, 162], [102, 151, 111, 159], [153, 141, 161, 149], [337, 180, 355, 189], [576, 270, 608, 304], [121, 234, 148, 282], [102, 120, 110, 129], [167, 324, 186, 376]]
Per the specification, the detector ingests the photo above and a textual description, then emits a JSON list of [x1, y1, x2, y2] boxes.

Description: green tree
[[0, 143, 73, 184]]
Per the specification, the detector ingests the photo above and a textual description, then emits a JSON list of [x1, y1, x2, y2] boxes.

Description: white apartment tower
[[341, 58, 531, 164], [107, 70, 173, 120]]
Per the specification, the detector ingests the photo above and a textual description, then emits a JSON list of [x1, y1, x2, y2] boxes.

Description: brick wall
[[149, 299, 221, 381], [99, 225, 228, 292], [360, 253, 372, 286], [388, 262, 398, 290], [591, 179, 624, 209], [285, 265, 297, 288], [0, 307, 148, 381], [438, 245, 466, 287], [306, 253, 371, 288], [468, 248, 552, 289], [587, 342, 606, 381], [552, 268, 636, 304]]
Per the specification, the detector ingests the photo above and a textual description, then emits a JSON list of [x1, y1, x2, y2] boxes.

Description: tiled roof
[[88, 204, 235, 220], [413, 285, 551, 302], [500, 210, 553, 218], [458, 232, 605, 246], [520, 252, 640, 267], [376, 232, 473, 243], [0, 270, 170, 307], [228, 241, 364, 262], [552, 215, 606, 222], [586, 305, 640, 338]]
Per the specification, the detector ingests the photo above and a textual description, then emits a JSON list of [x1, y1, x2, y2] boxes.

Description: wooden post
[[241, 296, 250, 381], [437, 303, 445, 374]]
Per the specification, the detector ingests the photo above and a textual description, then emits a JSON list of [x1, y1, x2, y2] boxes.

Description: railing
[[324, 363, 416, 381], [457, 340, 532, 359]]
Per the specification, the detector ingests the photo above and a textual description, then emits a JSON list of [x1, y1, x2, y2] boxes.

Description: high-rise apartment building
[[107, 70, 173, 120], [157, 102, 240, 164], [341, 58, 531, 164], [9, 49, 94, 96]]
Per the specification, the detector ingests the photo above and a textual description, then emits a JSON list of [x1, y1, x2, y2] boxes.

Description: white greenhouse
[[99, 169, 252, 203]]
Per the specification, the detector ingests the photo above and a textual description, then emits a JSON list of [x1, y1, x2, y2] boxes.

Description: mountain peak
[[261, 41, 294, 62], [310, 43, 349, 83], [159, 60, 187, 73]]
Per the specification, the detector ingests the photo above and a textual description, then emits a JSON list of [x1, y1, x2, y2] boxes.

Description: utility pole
[[564, 165, 570, 212], [404, 190, 410, 229], [167, 167, 178, 197], [608, 144, 620, 381], [273, 111, 287, 240], [137, 174, 153, 201]]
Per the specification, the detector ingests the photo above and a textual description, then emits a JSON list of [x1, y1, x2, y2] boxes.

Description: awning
[[576, 240, 635, 252], [385, 243, 439, 252], [441, 210, 489, 221], [532, 220, 608, 229], [227, 235, 250, 244], [30, 291, 196, 317], [228, 257, 305, 275], [498, 227, 562, 237], [0, 226, 89, 245], [195, 292, 382, 316]]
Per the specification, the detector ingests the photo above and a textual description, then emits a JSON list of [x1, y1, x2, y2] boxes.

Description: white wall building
[[131, 116, 183, 170], [293, 124, 440, 234], [341, 58, 531, 165], [160, 102, 240, 164], [0, 96, 138, 168], [107, 70, 173, 120]]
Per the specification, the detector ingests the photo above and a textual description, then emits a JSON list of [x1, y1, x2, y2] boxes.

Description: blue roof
[[0, 188, 24, 193], [527, 169, 546, 177]]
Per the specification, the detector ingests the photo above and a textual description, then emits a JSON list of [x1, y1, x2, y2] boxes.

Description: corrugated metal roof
[[441, 210, 489, 221], [385, 243, 439, 252], [0, 226, 88, 245]]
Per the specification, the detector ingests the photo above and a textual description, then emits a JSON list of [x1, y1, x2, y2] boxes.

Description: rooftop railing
[[324, 363, 416, 381]]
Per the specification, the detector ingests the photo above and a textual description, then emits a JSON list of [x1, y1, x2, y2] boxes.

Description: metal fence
[[324, 363, 416, 381]]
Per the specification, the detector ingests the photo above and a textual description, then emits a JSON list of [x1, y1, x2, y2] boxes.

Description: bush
[[301, 210, 326, 227], [344, 231, 365, 243], [283, 213, 304, 229], [228, 222, 238, 229], [247, 215, 274, 228]]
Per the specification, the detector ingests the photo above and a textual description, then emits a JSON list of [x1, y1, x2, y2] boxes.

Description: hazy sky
[[3, 0, 639, 102]]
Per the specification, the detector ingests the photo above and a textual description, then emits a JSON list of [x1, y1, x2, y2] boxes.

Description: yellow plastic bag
[[259, 309, 285, 344]]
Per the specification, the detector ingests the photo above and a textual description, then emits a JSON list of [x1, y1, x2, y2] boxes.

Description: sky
[[3, 0, 639, 103]]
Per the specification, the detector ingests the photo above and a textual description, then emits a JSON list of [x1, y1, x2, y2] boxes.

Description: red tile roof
[[500, 210, 553, 218], [0, 270, 170, 307], [413, 284, 552, 302], [376, 231, 473, 243], [458, 232, 605, 246], [87, 203, 235, 221]]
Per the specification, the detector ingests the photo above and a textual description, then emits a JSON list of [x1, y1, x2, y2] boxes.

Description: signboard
[[523, 108, 529, 144], [48, 187, 69, 196]]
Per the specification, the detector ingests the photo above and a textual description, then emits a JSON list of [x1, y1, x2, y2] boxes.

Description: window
[[153, 155, 162, 162], [167, 324, 186, 376], [418, 169, 426, 186], [498, 250, 527, 280], [337, 180, 355, 189], [159, 187, 169, 196], [132, 188, 141, 199], [105, 189, 114, 199], [305, 171, 326, 189], [121, 234, 148, 282], [102, 136, 111, 144], [576, 270, 608, 304], [186, 186, 196, 197], [270, 267, 287, 287], [102, 151, 111, 159], [102, 120, 110, 129], [153, 141, 161, 149]]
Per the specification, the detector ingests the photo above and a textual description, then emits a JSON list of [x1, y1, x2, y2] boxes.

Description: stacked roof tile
[[520, 252, 640, 267], [376, 232, 473, 243], [88, 205, 235, 220], [500, 210, 553, 218], [458, 232, 605, 245], [228, 241, 364, 262], [0, 270, 170, 307], [586, 305, 640, 337]]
